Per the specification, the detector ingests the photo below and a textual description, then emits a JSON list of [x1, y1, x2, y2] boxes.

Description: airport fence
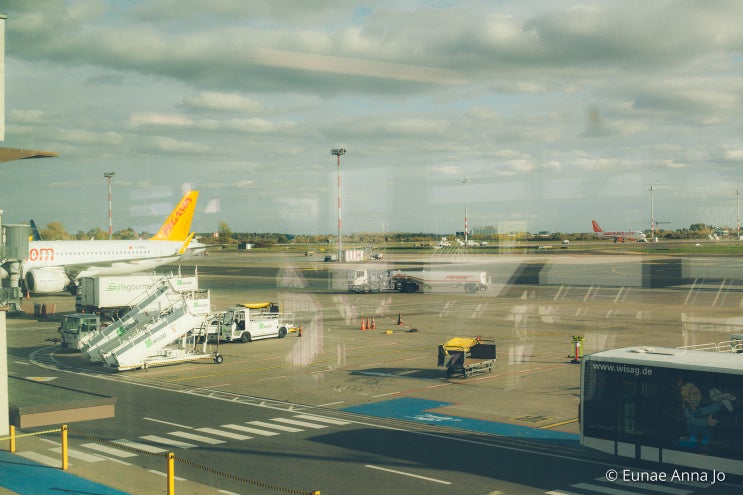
[[1, 424, 321, 495]]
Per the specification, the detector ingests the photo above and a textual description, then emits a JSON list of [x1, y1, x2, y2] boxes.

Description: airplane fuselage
[[25, 240, 181, 268]]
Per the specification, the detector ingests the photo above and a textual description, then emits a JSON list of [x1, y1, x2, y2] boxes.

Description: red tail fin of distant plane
[[591, 220, 603, 233]]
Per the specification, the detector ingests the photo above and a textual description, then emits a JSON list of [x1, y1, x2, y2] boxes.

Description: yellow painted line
[[540, 418, 578, 429]]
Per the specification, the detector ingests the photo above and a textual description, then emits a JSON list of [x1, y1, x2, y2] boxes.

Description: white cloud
[[182, 92, 263, 113]]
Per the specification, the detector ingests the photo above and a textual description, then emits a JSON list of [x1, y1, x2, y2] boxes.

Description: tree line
[[34, 220, 738, 244]]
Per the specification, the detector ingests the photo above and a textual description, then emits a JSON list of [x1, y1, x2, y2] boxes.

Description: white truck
[[203, 302, 298, 343], [348, 269, 490, 294], [75, 273, 199, 318]]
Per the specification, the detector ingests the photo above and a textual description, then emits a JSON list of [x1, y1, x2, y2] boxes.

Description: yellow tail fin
[[150, 191, 199, 241]]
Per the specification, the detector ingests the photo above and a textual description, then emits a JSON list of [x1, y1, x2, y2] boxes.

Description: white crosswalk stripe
[[140, 435, 197, 449], [82, 442, 138, 458], [116, 438, 168, 454], [222, 423, 280, 436], [168, 431, 226, 444], [248, 420, 303, 432], [18, 451, 63, 467], [196, 427, 252, 440], [293, 414, 352, 425], [272, 417, 328, 429], [47, 446, 106, 462], [546, 479, 697, 495]]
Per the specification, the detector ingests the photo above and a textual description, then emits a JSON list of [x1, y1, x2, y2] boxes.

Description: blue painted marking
[[0, 450, 132, 495], [344, 397, 579, 445]]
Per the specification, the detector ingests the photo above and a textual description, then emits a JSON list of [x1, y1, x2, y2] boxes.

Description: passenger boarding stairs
[[80, 280, 173, 361], [100, 295, 209, 370], [80, 276, 212, 370]]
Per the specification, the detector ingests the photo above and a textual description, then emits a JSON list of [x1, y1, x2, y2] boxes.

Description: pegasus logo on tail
[[150, 191, 199, 241]]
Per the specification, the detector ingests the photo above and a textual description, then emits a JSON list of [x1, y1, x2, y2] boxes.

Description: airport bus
[[580, 346, 743, 475]]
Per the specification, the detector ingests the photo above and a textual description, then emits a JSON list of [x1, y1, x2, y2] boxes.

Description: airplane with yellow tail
[[21, 191, 205, 294]]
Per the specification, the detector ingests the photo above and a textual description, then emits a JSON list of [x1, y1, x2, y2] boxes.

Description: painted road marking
[[168, 431, 226, 445], [46, 446, 106, 462], [18, 451, 64, 467], [222, 424, 279, 436], [116, 439, 167, 454], [82, 442, 138, 458], [365, 465, 451, 485], [144, 417, 193, 429], [272, 418, 328, 429], [571, 482, 691, 494], [248, 420, 303, 432], [140, 435, 197, 449], [148, 469, 186, 481], [196, 427, 252, 440], [294, 414, 352, 425]]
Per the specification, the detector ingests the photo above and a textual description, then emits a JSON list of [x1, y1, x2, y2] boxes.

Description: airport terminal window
[[5, 3, 743, 493]]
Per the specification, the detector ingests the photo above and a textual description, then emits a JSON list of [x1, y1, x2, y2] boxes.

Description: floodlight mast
[[463, 177, 471, 246], [104, 172, 115, 239], [331, 148, 346, 262], [737, 189, 740, 241]]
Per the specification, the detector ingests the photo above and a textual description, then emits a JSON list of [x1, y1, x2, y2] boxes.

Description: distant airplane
[[20, 191, 205, 294], [29, 219, 42, 241], [592, 220, 647, 243]]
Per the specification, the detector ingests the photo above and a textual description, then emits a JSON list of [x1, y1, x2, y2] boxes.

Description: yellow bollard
[[167, 452, 175, 495], [9, 425, 15, 453], [61, 425, 69, 470]]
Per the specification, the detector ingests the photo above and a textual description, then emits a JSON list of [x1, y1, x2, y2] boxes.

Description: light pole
[[462, 177, 471, 246], [331, 148, 346, 261], [737, 189, 740, 241], [104, 172, 115, 239], [649, 185, 654, 241]]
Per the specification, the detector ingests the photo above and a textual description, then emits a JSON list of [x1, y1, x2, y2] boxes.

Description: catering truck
[[203, 302, 298, 343], [75, 272, 199, 318], [348, 269, 490, 294]]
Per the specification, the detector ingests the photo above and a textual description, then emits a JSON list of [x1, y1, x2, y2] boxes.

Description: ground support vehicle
[[58, 313, 101, 349], [437, 337, 496, 378], [348, 268, 490, 293], [203, 302, 297, 343], [581, 346, 743, 475], [79, 275, 219, 371], [75, 272, 198, 319]]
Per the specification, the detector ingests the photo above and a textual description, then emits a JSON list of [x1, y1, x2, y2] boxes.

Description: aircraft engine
[[24, 268, 68, 294]]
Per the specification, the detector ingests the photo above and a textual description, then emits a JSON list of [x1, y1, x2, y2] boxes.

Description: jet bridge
[[0, 215, 29, 312]]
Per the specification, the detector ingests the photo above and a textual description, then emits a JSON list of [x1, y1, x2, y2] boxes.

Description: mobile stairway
[[100, 290, 217, 370], [79, 276, 221, 370], [80, 279, 175, 361]]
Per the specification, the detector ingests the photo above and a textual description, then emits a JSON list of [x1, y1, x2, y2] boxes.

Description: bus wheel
[[240, 332, 251, 343]]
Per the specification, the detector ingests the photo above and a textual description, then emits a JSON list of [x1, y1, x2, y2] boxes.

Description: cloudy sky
[[1, 0, 743, 236]]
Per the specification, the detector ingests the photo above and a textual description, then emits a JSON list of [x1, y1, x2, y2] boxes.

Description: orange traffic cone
[[360, 317, 367, 331], [370, 317, 376, 329]]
